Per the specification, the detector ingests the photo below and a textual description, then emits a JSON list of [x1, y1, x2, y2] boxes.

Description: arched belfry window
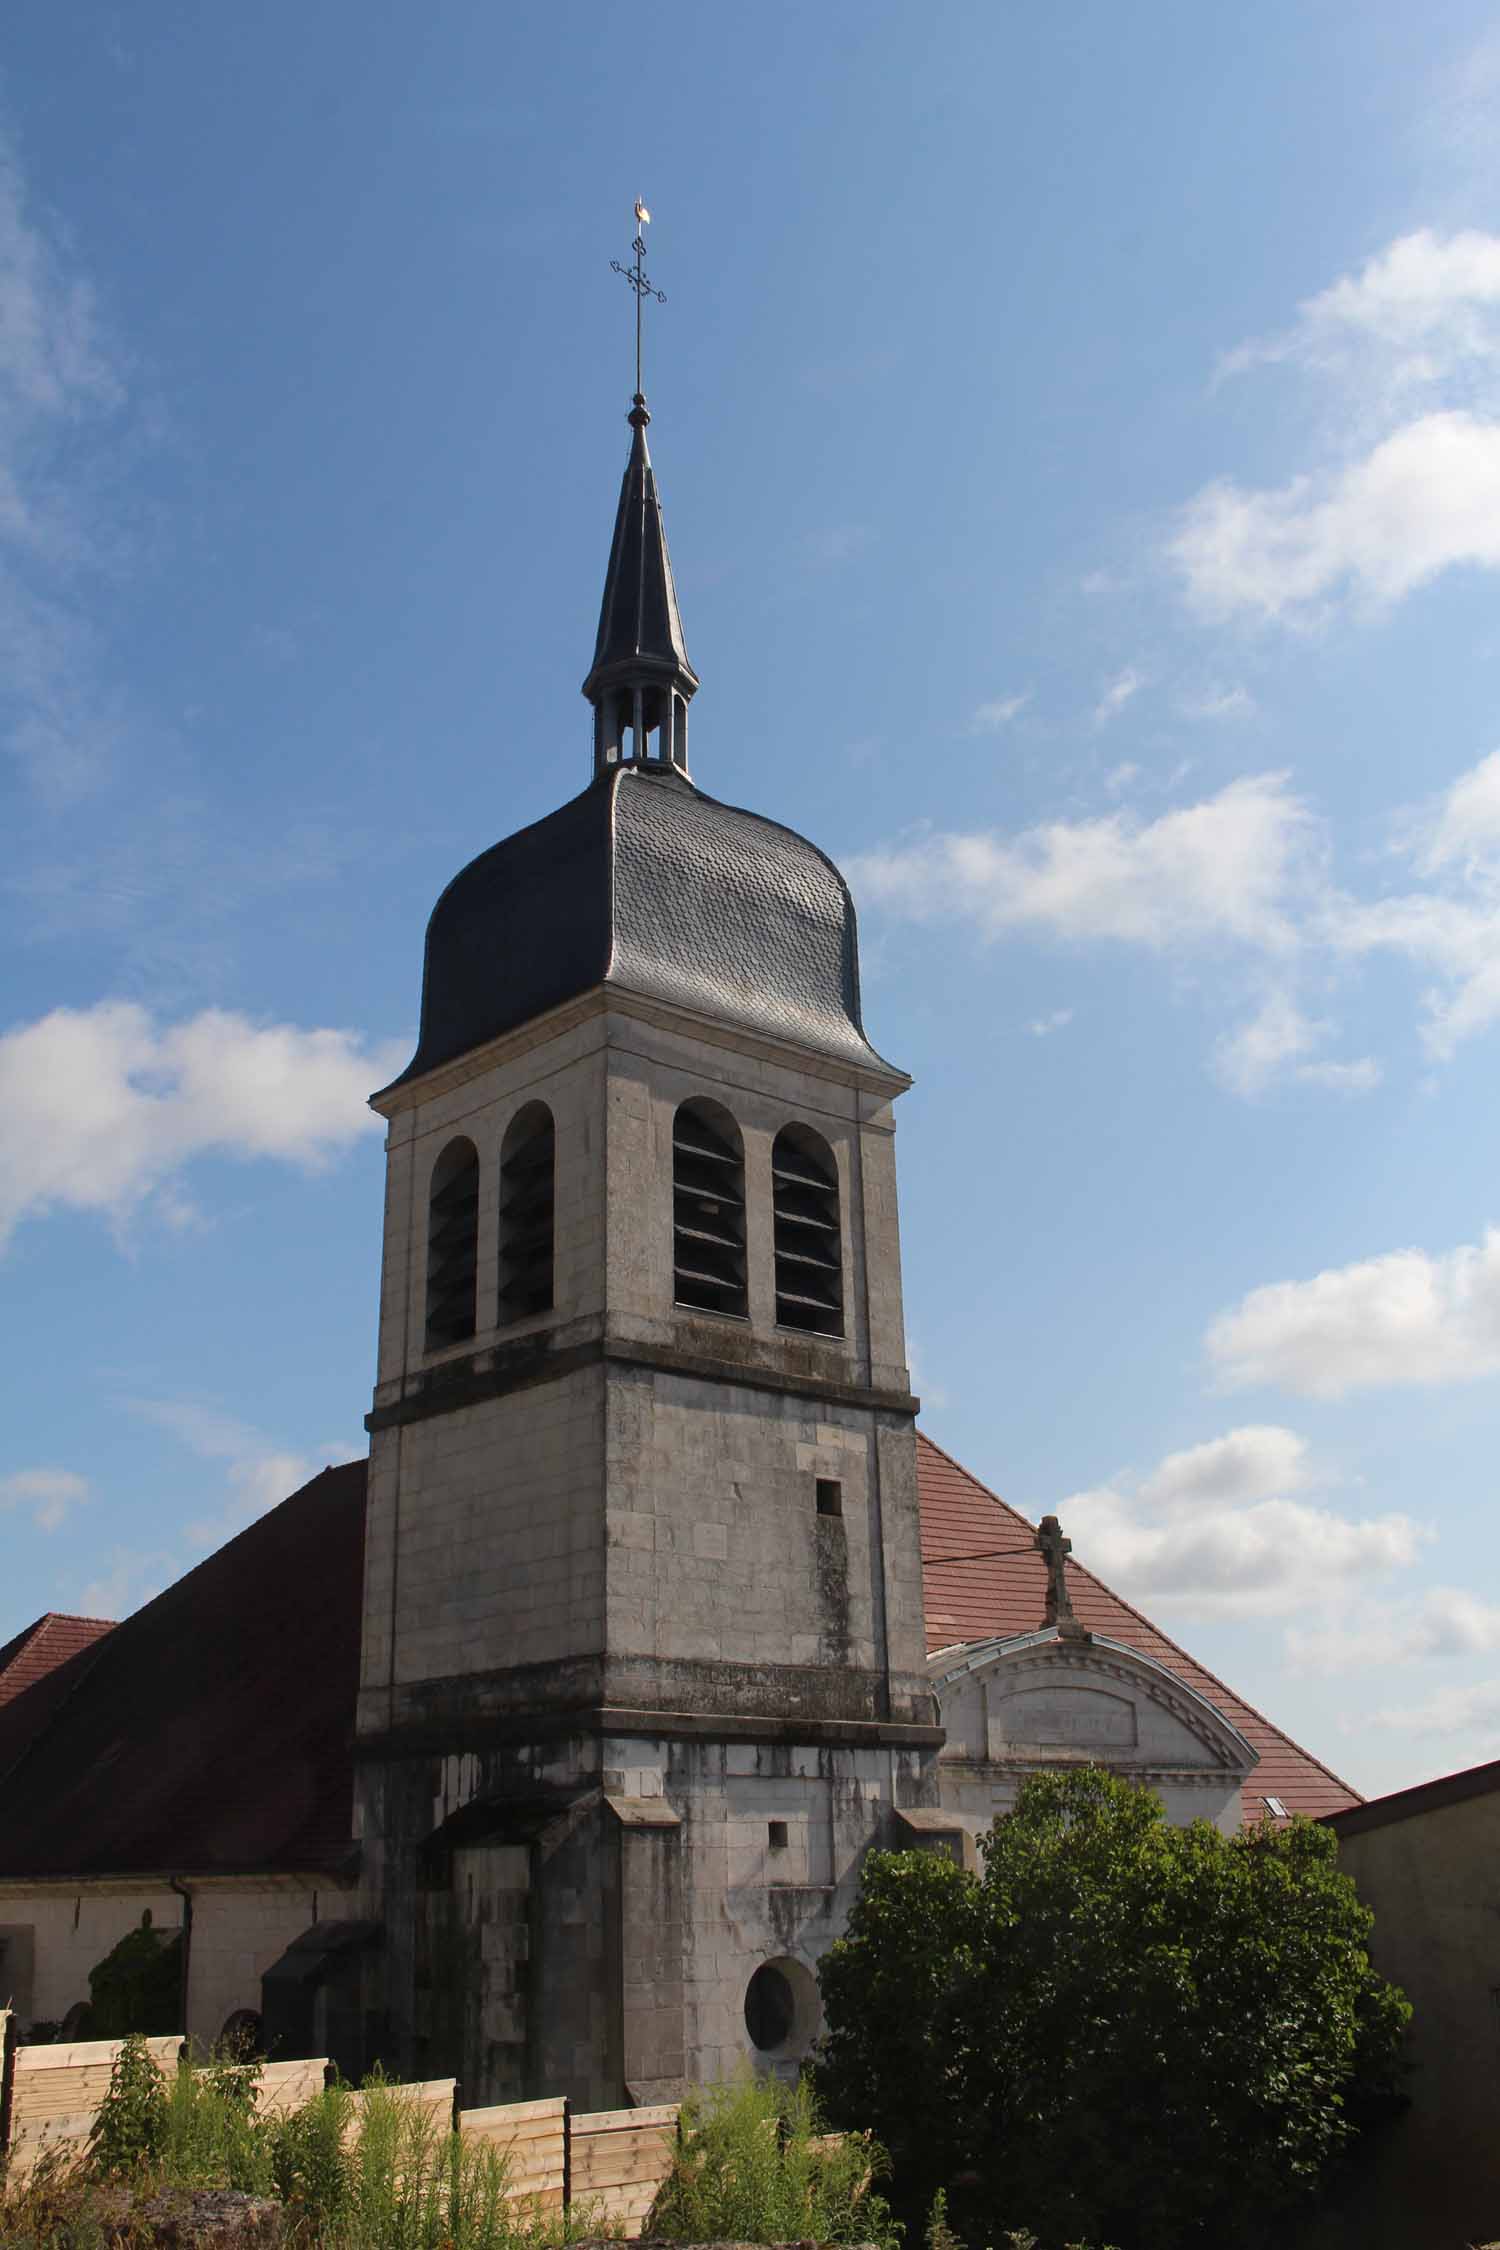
[[673, 1100, 747, 1317], [773, 1125, 843, 1336], [426, 1138, 480, 1350], [499, 1103, 555, 1323]]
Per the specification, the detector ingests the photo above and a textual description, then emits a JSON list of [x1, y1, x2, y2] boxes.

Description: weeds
[[648, 2067, 899, 2249], [3, 2045, 616, 2250]]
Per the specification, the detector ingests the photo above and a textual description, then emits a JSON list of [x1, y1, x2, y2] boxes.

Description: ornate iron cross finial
[[1036, 1514, 1084, 1637], [611, 200, 666, 404]]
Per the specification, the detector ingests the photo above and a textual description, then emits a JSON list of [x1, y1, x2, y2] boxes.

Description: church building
[[0, 340, 1359, 2104]]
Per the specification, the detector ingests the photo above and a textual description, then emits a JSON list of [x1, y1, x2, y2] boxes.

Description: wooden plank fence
[[457, 2094, 567, 2210], [570, 2101, 679, 2228], [4, 2034, 183, 2180], [0, 2032, 676, 2222]]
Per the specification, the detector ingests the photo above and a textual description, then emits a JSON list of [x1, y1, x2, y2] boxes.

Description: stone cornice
[[367, 1328, 920, 1434], [371, 983, 912, 1119]]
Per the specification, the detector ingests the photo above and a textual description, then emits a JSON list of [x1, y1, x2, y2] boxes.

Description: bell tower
[[354, 221, 941, 2108]]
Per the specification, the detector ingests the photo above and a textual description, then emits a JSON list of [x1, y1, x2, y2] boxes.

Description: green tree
[[814, 1767, 1409, 2250]]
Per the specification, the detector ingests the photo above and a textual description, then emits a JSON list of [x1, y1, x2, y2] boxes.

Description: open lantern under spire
[[583, 395, 699, 777]]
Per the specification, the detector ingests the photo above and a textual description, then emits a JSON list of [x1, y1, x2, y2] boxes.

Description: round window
[[744, 1963, 796, 2051], [744, 1956, 820, 2055]]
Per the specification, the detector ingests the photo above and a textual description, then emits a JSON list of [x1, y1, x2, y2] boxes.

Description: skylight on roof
[[1263, 1795, 1289, 1819]]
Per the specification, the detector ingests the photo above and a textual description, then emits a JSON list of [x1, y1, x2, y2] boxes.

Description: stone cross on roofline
[[1035, 1514, 1090, 1643]]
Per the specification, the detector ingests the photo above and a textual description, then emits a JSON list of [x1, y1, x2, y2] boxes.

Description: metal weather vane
[[611, 199, 666, 402]]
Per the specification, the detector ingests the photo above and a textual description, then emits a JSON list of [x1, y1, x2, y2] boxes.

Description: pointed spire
[[583, 393, 699, 777]]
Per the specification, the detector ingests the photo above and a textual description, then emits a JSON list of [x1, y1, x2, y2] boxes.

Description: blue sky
[[7, 1, 1500, 1797]]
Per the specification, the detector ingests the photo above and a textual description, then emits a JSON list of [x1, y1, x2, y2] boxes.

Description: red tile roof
[[0, 1434, 1354, 1880], [0, 1613, 115, 1708], [915, 1431, 1359, 1825], [0, 1464, 365, 1879]]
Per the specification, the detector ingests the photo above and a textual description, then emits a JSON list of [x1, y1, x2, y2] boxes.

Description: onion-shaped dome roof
[[384, 764, 897, 1090]]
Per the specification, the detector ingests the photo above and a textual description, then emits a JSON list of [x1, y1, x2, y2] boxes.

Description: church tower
[[354, 273, 941, 2106]]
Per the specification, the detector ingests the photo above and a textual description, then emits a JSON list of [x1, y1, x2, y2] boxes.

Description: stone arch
[[671, 1098, 747, 1317], [426, 1136, 480, 1350]]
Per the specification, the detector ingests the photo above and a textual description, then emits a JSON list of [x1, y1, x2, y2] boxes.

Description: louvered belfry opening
[[499, 1102, 555, 1323], [773, 1124, 844, 1335], [425, 1137, 480, 1350], [673, 1099, 748, 1317]]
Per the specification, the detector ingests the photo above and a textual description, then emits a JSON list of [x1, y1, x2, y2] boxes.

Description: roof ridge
[[915, 1426, 1362, 1807]]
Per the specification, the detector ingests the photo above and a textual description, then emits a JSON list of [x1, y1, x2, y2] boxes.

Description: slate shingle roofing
[[0, 1435, 1357, 1881], [386, 765, 893, 1091]]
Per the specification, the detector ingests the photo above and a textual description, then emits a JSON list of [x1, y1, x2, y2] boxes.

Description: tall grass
[[648, 2069, 899, 2248], [2, 2036, 612, 2250]]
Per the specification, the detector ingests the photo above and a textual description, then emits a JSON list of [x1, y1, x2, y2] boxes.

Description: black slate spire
[[583, 395, 699, 777]]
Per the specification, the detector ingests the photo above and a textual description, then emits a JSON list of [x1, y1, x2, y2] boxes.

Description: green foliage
[[85, 1914, 183, 2039], [815, 1767, 1411, 2250], [926, 2187, 964, 2250], [269, 2079, 353, 2228], [648, 2066, 898, 2248], [8, 2053, 608, 2250], [87, 2033, 170, 2176]]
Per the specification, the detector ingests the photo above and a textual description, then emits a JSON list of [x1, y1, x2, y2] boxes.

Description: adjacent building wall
[[0, 1878, 329, 2050], [1328, 1784, 1500, 2250]]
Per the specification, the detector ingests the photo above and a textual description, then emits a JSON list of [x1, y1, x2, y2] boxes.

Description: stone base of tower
[[351, 1723, 941, 2108]]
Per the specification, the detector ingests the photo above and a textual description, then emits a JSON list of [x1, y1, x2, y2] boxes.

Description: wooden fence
[[458, 2094, 567, 2211], [571, 2101, 680, 2229], [0, 2034, 679, 2221], [4, 2034, 182, 2180]]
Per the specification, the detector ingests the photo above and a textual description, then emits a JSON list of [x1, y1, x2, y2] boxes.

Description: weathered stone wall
[[356, 992, 936, 2104]]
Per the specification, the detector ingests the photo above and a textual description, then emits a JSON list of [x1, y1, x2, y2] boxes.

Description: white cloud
[[1178, 232, 1500, 625], [1297, 1056, 1383, 1093], [848, 771, 1314, 954], [1, 1465, 87, 1532], [1213, 991, 1379, 1099], [1178, 684, 1256, 722], [1061, 1424, 1424, 1617], [1223, 229, 1500, 389], [1093, 666, 1143, 726], [1287, 1586, 1500, 1676], [969, 693, 1028, 733], [74, 1545, 177, 1623], [126, 1397, 361, 1549], [0, 1000, 407, 1247], [1213, 991, 1320, 1097], [0, 130, 136, 800], [1207, 1226, 1500, 1398], [1414, 747, 1500, 877], [1174, 411, 1500, 623], [1367, 1678, 1500, 1738], [1028, 1008, 1073, 1037], [1104, 762, 1140, 795]]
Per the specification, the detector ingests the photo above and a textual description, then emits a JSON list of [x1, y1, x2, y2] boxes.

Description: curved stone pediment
[[929, 1629, 1257, 1839]]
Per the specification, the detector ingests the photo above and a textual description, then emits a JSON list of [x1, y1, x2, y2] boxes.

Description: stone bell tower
[[354, 310, 941, 2107]]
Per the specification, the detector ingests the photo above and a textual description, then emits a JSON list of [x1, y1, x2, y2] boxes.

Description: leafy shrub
[[87, 2032, 170, 2176], [816, 1766, 1411, 2250], [648, 2067, 898, 2248]]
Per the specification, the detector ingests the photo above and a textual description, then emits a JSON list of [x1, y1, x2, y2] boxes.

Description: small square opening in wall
[[815, 1478, 843, 1518], [768, 1820, 789, 1851]]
